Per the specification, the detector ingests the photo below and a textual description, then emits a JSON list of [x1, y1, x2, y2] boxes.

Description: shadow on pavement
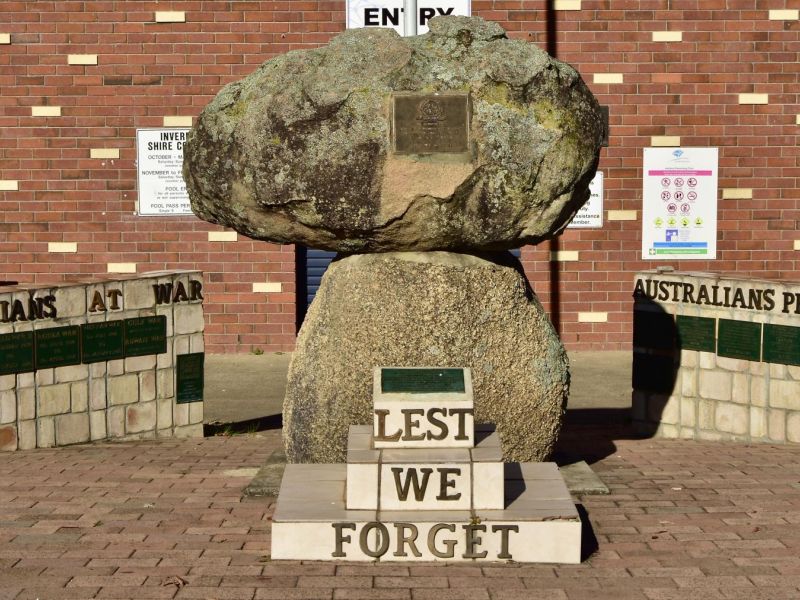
[[556, 408, 642, 465], [204, 413, 283, 436]]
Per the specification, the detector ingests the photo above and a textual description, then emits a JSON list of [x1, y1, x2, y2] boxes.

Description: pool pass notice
[[136, 128, 192, 216]]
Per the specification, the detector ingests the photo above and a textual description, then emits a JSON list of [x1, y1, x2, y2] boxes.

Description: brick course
[[1, 2, 798, 352]]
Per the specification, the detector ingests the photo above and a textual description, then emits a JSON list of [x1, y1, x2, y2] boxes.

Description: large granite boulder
[[283, 251, 569, 463], [183, 16, 603, 252]]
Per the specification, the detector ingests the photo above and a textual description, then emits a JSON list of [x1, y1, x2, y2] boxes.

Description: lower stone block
[[126, 401, 157, 434], [273, 463, 580, 563], [37, 417, 55, 448], [17, 420, 35, 450], [90, 410, 107, 441], [55, 413, 90, 446], [173, 423, 203, 438], [0, 424, 18, 451]]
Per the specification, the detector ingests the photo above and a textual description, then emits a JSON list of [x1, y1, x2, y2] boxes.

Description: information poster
[[642, 147, 718, 260], [136, 128, 192, 216], [567, 172, 603, 229], [346, 0, 470, 35]]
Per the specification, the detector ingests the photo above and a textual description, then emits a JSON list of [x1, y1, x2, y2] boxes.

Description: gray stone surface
[[184, 16, 603, 253], [283, 251, 569, 463]]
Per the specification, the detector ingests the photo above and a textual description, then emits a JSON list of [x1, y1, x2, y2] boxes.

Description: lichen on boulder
[[183, 16, 603, 252]]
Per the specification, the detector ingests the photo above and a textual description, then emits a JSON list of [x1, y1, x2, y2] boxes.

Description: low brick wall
[[633, 270, 800, 444], [0, 271, 205, 450]]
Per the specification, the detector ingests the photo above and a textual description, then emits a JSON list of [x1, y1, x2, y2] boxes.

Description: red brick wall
[[1, 1, 798, 352]]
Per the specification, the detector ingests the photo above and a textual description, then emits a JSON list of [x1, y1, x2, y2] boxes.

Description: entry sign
[[136, 128, 192, 216], [347, 0, 470, 35], [642, 147, 718, 260], [567, 172, 603, 229]]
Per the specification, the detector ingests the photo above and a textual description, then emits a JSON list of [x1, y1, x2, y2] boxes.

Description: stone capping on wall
[[632, 269, 800, 444], [0, 270, 205, 451]]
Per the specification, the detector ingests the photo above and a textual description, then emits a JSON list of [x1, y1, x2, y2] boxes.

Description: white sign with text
[[567, 172, 603, 229], [136, 128, 192, 216]]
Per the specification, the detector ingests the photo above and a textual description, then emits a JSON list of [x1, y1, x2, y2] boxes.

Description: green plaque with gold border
[[35, 326, 82, 369], [81, 320, 125, 363], [0, 331, 35, 375], [124, 316, 167, 357], [717, 319, 761, 362], [676, 315, 716, 353], [381, 368, 465, 394], [763, 323, 800, 366], [176, 352, 204, 404]]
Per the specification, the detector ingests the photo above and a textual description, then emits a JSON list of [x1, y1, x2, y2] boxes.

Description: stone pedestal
[[283, 252, 569, 464], [272, 367, 581, 563]]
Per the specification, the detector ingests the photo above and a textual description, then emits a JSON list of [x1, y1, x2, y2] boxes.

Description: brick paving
[[1, 429, 799, 599]]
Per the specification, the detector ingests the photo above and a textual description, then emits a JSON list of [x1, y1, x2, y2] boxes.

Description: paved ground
[[2, 352, 800, 599], [2, 425, 800, 598]]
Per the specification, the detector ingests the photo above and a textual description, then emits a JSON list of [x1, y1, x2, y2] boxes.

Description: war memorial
[[182, 15, 603, 563], [1, 3, 800, 598]]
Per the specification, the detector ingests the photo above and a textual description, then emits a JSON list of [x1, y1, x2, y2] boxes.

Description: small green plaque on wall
[[717, 319, 762, 362], [176, 352, 204, 404], [676, 315, 716, 353], [35, 326, 82, 370], [124, 316, 167, 357], [763, 323, 800, 366], [0, 331, 35, 375], [81, 320, 125, 363], [381, 368, 465, 394]]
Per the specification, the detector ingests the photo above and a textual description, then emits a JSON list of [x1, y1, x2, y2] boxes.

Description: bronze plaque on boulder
[[392, 93, 469, 154]]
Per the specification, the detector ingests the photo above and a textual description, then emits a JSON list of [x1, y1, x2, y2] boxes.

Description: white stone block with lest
[[372, 367, 474, 449]]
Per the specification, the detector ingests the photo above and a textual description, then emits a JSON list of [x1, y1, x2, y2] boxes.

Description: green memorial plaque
[[381, 368, 465, 394], [717, 319, 762, 362], [81, 320, 124, 363], [633, 310, 675, 351], [35, 326, 82, 370], [676, 315, 716, 353], [763, 323, 800, 366], [0, 331, 35, 375], [124, 316, 167, 357], [176, 352, 204, 404]]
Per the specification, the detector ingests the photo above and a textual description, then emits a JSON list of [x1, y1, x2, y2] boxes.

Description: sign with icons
[[642, 147, 718, 260]]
